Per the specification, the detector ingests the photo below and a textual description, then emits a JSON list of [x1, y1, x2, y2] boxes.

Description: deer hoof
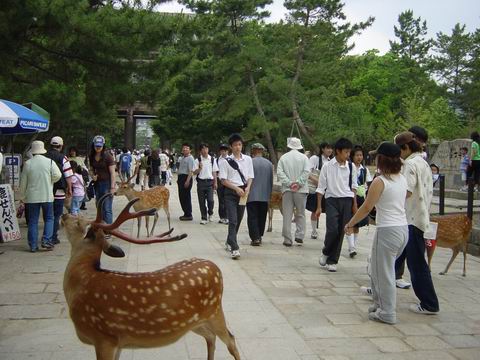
[[462, 273, 466, 277], [439, 271, 446, 275]]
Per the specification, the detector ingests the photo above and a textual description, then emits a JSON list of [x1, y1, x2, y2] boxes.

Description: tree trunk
[[290, 11, 319, 155], [248, 70, 278, 166]]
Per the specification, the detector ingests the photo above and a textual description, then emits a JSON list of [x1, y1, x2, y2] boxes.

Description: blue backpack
[[120, 153, 132, 172]]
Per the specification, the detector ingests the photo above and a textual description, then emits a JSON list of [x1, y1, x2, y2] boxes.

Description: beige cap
[[50, 136, 64, 146], [31, 140, 47, 155]]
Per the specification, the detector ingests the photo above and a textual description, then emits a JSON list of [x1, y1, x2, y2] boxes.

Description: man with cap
[[277, 137, 311, 247], [247, 143, 273, 246], [216, 143, 229, 224], [218, 134, 254, 259], [19, 141, 62, 252], [45, 136, 73, 244], [394, 131, 439, 315]]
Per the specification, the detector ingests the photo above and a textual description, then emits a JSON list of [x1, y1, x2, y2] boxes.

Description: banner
[[0, 184, 21, 242]]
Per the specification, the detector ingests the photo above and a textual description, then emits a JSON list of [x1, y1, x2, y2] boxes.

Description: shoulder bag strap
[[226, 158, 247, 185]]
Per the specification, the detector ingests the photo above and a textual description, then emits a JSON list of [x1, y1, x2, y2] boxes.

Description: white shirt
[[159, 153, 169, 172], [194, 155, 219, 180], [316, 158, 358, 198], [218, 153, 254, 187], [309, 154, 330, 170], [375, 174, 408, 228], [403, 152, 433, 233]]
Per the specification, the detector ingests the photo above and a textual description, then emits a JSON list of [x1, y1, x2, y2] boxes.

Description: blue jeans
[[95, 180, 113, 224], [406, 225, 440, 312], [52, 198, 64, 243], [70, 196, 83, 215], [26, 202, 54, 250]]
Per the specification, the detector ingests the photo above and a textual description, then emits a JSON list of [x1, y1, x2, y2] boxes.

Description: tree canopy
[[1, 2, 479, 160]]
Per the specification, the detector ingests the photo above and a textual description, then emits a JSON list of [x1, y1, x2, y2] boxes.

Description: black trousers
[[217, 182, 227, 219], [407, 225, 440, 311], [225, 188, 245, 251], [197, 179, 214, 220], [246, 201, 268, 241], [177, 174, 193, 217], [323, 197, 353, 264]]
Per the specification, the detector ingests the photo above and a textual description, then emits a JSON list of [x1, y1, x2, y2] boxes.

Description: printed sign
[[3, 154, 22, 190], [0, 184, 21, 242]]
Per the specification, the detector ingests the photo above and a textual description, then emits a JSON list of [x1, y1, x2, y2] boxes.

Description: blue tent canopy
[[0, 99, 49, 135]]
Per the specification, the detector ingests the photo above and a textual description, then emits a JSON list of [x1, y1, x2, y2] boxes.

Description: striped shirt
[[54, 156, 73, 200]]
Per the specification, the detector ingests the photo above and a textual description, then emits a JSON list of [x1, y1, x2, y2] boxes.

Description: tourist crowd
[[16, 127, 480, 326]]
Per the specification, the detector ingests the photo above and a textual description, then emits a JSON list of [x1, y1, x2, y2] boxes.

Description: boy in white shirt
[[193, 144, 219, 225]]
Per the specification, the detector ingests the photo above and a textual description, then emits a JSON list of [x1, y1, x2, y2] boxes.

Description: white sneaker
[[319, 254, 327, 266], [200, 219, 208, 225], [311, 232, 318, 239], [231, 250, 240, 259], [360, 286, 373, 296], [225, 243, 231, 252], [395, 279, 411, 289], [208, 215, 213, 222], [409, 303, 438, 315], [326, 264, 337, 272]]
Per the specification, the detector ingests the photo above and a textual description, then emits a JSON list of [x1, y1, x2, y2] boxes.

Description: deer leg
[[440, 247, 460, 275], [114, 348, 122, 360], [137, 215, 142, 238], [94, 341, 117, 360], [145, 215, 151, 237], [164, 206, 171, 230], [267, 208, 272, 232], [462, 242, 468, 277], [148, 212, 159, 237], [426, 245, 434, 270], [208, 309, 241, 360], [192, 325, 217, 360]]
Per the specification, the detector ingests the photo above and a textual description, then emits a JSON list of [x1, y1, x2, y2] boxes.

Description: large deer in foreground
[[62, 194, 240, 360], [115, 175, 170, 237]]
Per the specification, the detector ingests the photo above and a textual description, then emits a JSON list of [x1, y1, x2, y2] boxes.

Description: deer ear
[[103, 244, 125, 258], [84, 226, 96, 240]]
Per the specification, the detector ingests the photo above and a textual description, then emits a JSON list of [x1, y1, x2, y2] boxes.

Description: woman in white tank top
[[345, 142, 408, 325]]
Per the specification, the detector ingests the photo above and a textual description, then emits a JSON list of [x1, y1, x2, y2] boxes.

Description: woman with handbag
[[88, 135, 116, 226]]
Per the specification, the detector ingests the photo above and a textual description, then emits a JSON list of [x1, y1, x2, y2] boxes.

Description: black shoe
[[251, 239, 261, 246], [52, 239, 60, 245], [283, 241, 292, 247], [80, 205, 87, 210], [294, 238, 303, 244], [179, 216, 193, 221], [41, 242, 54, 249]]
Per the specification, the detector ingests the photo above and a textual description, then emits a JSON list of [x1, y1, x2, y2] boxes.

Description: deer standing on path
[[61, 194, 241, 360], [115, 176, 170, 237], [428, 213, 472, 276]]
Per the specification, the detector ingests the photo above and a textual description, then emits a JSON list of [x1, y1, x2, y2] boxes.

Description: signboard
[[3, 154, 22, 190], [0, 184, 21, 242]]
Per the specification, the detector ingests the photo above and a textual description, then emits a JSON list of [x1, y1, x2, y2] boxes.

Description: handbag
[[86, 180, 96, 201]]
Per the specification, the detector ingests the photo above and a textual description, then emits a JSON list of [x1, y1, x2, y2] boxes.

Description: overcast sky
[[157, 0, 480, 54]]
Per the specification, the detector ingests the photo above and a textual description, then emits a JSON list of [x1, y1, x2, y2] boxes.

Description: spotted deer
[[61, 194, 241, 360], [115, 176, 170, 237], [267, 191, 283, 232], [427, 214, 472, 276]]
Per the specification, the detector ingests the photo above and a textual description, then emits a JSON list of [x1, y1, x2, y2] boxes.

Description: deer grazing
[[115, 176, 170, 237], [427, 213, 472, 277], [61, 194, 241, 360]]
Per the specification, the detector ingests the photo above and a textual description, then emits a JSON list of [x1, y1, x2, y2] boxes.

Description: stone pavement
[[1, 180, 480, 360]]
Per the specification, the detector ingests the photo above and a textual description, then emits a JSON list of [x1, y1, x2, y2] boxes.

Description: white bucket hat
[[287, 137, 303, 150], [31, 140, 47, 155]]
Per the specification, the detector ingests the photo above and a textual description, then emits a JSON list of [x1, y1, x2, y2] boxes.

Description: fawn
[[115, 177, 170, 237]]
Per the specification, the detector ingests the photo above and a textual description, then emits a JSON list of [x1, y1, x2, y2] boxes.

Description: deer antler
[[93, 194, 187, 244]]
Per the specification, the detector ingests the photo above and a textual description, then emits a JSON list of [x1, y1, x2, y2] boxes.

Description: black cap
[[376, 142, 401, 158], [219, 143, 229, 150]]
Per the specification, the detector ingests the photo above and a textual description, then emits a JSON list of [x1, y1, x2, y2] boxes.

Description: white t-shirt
[[375, 174, 408, 228], [316, 158, 358, 198], [194, 155, 219, 180]]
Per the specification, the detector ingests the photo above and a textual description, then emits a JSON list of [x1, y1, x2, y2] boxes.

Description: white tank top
[[375, 174, 408, 228]]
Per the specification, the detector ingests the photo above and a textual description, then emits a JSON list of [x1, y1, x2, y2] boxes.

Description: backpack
[[46, 149, 67, 193], [120, 153, 131, 172]]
